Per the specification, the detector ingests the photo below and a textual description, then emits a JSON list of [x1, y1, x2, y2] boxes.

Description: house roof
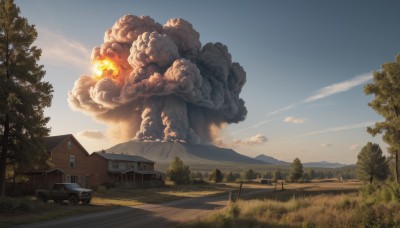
[[44, 134, 89, 155], [95, 152, 155, 164], [44, 134, 72, 151]]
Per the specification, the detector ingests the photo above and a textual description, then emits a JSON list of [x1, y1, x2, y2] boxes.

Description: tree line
[[167, 157, 357, 185]]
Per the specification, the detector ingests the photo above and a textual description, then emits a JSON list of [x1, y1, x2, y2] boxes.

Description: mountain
[[105, 140, 266, 164], [254, 154, 290, 165], [303, 161, 348, 168], [254, 154, 348, 168]]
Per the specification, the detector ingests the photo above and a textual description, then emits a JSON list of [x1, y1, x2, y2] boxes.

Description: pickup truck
[[36, 183, 92, 206]]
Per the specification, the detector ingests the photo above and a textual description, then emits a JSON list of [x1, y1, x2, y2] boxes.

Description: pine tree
[[167, 157, 191, 185], [356, 142, 388, 184], [364, 55, 400, 182], [0, 0, 53, 196], [209, 169, 223, 183], [289, 158, 303, 182], [224, 171, 236, 182]]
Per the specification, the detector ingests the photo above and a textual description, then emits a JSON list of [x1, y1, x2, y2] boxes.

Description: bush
[[209, 169, 223, 183], [0, 197, 39, 214], [167, 157, 191, 185], [224, 172, 236, 182]]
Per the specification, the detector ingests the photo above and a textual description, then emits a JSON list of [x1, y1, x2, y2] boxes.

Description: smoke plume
[[68, 14, 247, 144]]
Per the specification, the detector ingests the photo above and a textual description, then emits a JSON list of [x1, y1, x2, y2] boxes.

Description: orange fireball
[[92, 59, 119, 80]]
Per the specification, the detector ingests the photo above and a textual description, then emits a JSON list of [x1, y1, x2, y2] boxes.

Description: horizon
[[15, 0, 400, 164]]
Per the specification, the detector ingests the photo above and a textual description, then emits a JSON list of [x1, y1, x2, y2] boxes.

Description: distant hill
[[303, 161, 348, 168], [254, 154, 290, 165], [105, 140, 266, 165], [254, 154, 348, 168]]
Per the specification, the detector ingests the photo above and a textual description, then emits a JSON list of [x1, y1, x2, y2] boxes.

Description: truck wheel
[[68, 195, 79, 206], [82, 199, 91, 205]]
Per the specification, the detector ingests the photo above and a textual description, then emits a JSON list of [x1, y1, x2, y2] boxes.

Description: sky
[[14, 0, 400, 164]]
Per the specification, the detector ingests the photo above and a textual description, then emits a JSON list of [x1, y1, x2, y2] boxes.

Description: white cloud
[[77, 130, 105, 139], [233, 134, 268, 146], [304, 72, 372, 102], [284, 116, 306, 124], [320, 143, 332, 147], [267, 103, 299, 116], [35, 27, 91, 69], [349, 144, 361, 150], [297, 121, 376, 137]]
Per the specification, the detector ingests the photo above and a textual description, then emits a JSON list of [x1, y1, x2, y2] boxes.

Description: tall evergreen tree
[[356, 142, 388, 184], [167, 157, 191, 185], [209, 169, 223, 183], [0, 0, 53, 196], [364, 55, 400, 182], [289, 158, 303, 182]]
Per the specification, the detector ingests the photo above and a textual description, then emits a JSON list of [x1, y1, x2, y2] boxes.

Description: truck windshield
[[66, 183, 81, 189]]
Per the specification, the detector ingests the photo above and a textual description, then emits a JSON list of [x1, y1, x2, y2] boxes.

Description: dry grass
[[180, 180, 400, 228], [0, 181, 266, 227]]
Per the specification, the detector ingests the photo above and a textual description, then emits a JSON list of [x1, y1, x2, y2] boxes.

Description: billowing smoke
[[68, 15, 247, 144]]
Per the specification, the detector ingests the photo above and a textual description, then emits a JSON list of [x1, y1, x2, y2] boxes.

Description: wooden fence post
[[237, 181, 243, 201], [281, 181, 284, 190]]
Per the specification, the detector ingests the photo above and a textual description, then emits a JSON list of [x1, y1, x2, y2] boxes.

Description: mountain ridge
[[254, 154, 348, 168], [105, 140, 266, 164]]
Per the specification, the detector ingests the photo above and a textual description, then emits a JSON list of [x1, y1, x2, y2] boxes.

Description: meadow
[[180, 180, 400, 228]]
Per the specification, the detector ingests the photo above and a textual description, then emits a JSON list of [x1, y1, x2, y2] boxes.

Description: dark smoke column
[[68, 15, 247, 144]]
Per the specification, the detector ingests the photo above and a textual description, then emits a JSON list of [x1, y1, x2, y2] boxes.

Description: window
[[67, 140, 72, 150], [112, 161, 118, 169], [66, 175, 78, 183], [69, 155, 76, 168]]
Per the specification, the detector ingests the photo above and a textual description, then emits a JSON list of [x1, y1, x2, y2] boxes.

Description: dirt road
[[18, 189, 269, 228]]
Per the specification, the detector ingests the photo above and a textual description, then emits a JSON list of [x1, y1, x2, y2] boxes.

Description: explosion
[[68, 15, 247, 144], [93, 59, 119, 80]]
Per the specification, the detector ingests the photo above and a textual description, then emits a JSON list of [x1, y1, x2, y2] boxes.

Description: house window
[[69, 155, 76, 168], [66, 175, 78, 183], [67, 140, 72, 150], [112, 161, 118, 169]]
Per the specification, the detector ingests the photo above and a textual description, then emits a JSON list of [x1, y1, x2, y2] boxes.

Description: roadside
[[0, 182, 271, 227], [15, 187, 271, 228]]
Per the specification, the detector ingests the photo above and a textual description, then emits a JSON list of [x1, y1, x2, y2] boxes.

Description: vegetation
[[0, 0, 53, 196], [364, 55, 400, 183], [289, 158, 303, 182], [209, 169, 223, 183], [242, 169, 256, 180], [356, 142, 389, 184], [224, 172, 236, 182], [181, 180, 400, 228], [167, 157, 191, 185]]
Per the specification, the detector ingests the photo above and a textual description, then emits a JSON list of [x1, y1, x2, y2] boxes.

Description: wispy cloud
[[320, 143, 332, 147], [284, 116, 306, 124], [297, 121, 376, 138], [35, 27, 91, 70], [304, 72, 372, 102], [267, 103, 299, 116], [233, 134, 268, 146], [266, 72, 373, 117], [77, 130, 106, 139]]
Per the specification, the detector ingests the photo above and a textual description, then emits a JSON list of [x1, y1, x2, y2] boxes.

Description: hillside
[[254, 154, 348, 168], [105, 140, 266, 165], [254, 154, 290, 165]]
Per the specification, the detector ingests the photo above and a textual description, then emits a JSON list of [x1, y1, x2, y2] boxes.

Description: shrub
[[209, 169, 223, 183], [167, 157, 191, 185]]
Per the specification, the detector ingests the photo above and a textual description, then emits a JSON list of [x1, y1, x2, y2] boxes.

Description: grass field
[[0, 181, 267, 227], [180, 180, 400, 228]]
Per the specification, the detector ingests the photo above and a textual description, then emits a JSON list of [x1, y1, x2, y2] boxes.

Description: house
[[24, 134, 90, 191], [86, 151, 161, 188]]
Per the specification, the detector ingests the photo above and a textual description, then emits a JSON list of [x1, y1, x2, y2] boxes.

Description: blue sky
[[15, 0, 400, 164]]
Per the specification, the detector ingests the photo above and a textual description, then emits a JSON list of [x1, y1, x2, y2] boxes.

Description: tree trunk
[[396, 150, 400, 183], [370, 175, 373, 184], [0, 116, 10, 197]]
